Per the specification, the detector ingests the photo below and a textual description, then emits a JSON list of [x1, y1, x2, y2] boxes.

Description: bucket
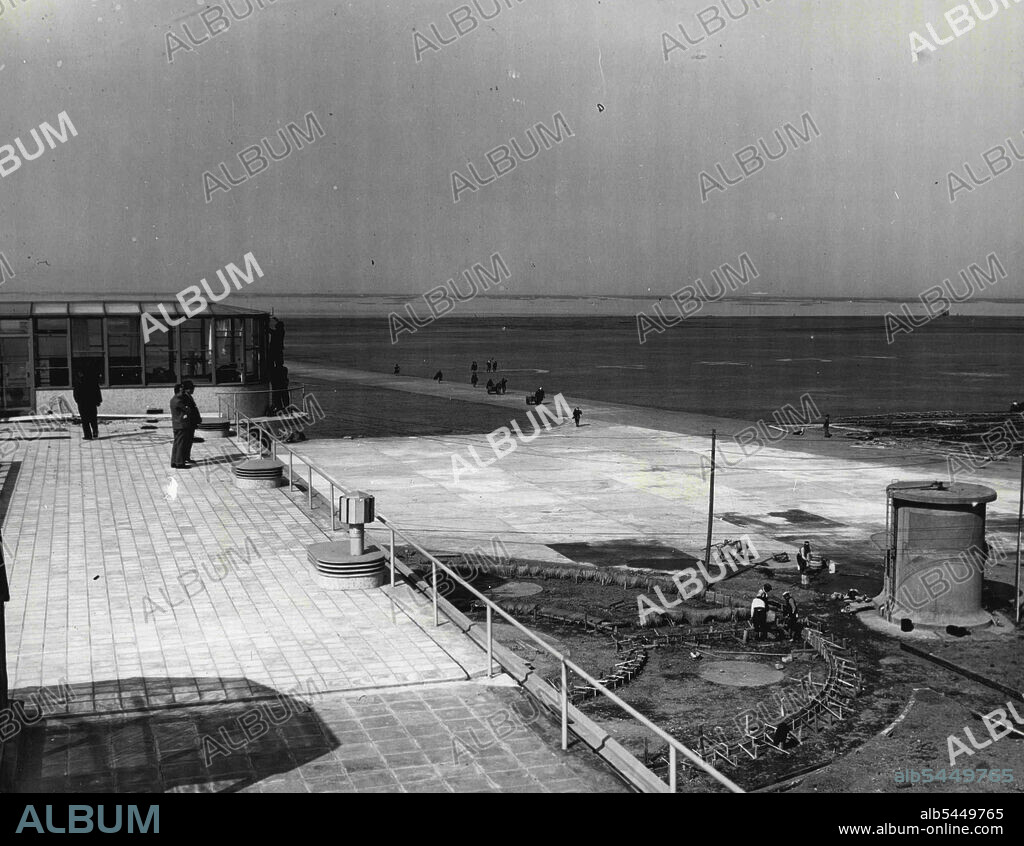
[[828, 560, 836, 574]]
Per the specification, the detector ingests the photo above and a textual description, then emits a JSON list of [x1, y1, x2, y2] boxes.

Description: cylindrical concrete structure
[[877, 481, 997, 629]]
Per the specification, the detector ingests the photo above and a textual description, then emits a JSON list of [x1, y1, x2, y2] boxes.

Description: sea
[[282, 316, 1024, 439]]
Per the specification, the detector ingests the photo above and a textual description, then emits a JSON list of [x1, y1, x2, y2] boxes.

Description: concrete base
[[307, 541, 387, 591], [197, 417, 231, 439], [233, 457, 284, 490], [872, 592, 994, 631], [234, 475, 284, 490]]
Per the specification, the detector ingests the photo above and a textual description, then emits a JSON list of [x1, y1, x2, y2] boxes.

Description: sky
[[1, 0, 1023, 310]]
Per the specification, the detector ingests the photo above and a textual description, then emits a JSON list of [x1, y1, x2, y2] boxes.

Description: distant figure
[[393, 363, 400, 375], [572, 407, 582, 427], [499, 377, 507, 394], [471, 372, 479, 387], [471, 360, 478, 373], [493, 360, 498, 371], [823, 414, 831, 438], [73, 370, 101, 441], [535, 386, 545, 404], [486, 359, 492, 373], [269, 319, 285, 369], [486, 378, 495, 393], [433, 371, 443, 382]]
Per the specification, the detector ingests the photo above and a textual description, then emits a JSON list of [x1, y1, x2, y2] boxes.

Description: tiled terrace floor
[[0, 422, 626, 792]]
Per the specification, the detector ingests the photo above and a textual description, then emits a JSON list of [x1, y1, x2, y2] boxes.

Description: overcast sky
[[1, 0, 1022, 305]]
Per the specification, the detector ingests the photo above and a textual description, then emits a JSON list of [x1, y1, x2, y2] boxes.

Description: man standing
[[796, 540, 811, 586], [170, 384, 189, 469], [781, 591, 801, 642], [572, 407, 582, 427], [72, 370, 101, 441], [181, 380, 202, 465], [268, 319, 285, 369], [751, 584, 771, 641]]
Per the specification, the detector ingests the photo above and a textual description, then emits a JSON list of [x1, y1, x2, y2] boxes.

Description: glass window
[[214, 318, 242, 384], [144, 324, 177, 385], [34, 318, 70, 387], [1, 337, 31, 410], [71, 317, 105, 385], [107, 317, 143, 385], [179, 318, 212, 382], [244, 318, 266, 382]]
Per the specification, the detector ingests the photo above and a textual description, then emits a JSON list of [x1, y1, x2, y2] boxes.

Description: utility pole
[[0, 528, 8, 709], [1016, 452, 1023, 625], [704, 429, 716, 571]]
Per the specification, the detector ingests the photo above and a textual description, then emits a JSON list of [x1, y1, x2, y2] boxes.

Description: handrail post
[[669, 746, 677, 792], [486, 605, 493, 678], [432, 561, 438, 626], [330, 483, 336, 531], [560, 660, 568, 750], [288, 450, 293, 491], [308, 466, 313, 509], [389, 527, 396, 588]]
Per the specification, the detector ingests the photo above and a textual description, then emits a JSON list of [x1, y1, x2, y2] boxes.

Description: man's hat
[[763, 583, 772, 591], [783, 591, 791, 597]]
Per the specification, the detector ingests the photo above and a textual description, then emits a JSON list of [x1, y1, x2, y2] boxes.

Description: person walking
[[72, 370, 101, 441], [433, 370, 443, 382], [823, 414, 831, 438], [471, 360, 478, 373], [572, 407, 582, 427], [471, 372, 479, 388]]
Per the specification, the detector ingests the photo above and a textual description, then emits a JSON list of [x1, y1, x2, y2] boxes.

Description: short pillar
[[307, 492, 385, 590]]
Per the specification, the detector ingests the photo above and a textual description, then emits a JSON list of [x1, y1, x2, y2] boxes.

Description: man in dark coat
[[268, 319, 285, 369], [72, 370, 101, 441], [181, 380, 202, 464], [170, 383, 189, 468]]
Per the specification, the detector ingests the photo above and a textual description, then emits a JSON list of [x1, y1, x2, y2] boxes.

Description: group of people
[[485, 377, 508, 394], [169, 381, 202, 469], [469, 359, 500, 387], [750, 583, 802, 642]]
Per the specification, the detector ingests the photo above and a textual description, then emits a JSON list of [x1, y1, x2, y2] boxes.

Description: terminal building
[[0, 300, 272, 416]]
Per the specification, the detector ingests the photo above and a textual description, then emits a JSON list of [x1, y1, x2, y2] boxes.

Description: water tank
[[876, 481, 997, 629]]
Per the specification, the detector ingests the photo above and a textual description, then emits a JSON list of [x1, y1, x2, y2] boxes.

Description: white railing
[[229, 409, 744, 794]]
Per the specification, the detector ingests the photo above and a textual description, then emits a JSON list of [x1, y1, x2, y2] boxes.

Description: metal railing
[[216, 384, 307, 421], [228, 408, 743, 793]]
